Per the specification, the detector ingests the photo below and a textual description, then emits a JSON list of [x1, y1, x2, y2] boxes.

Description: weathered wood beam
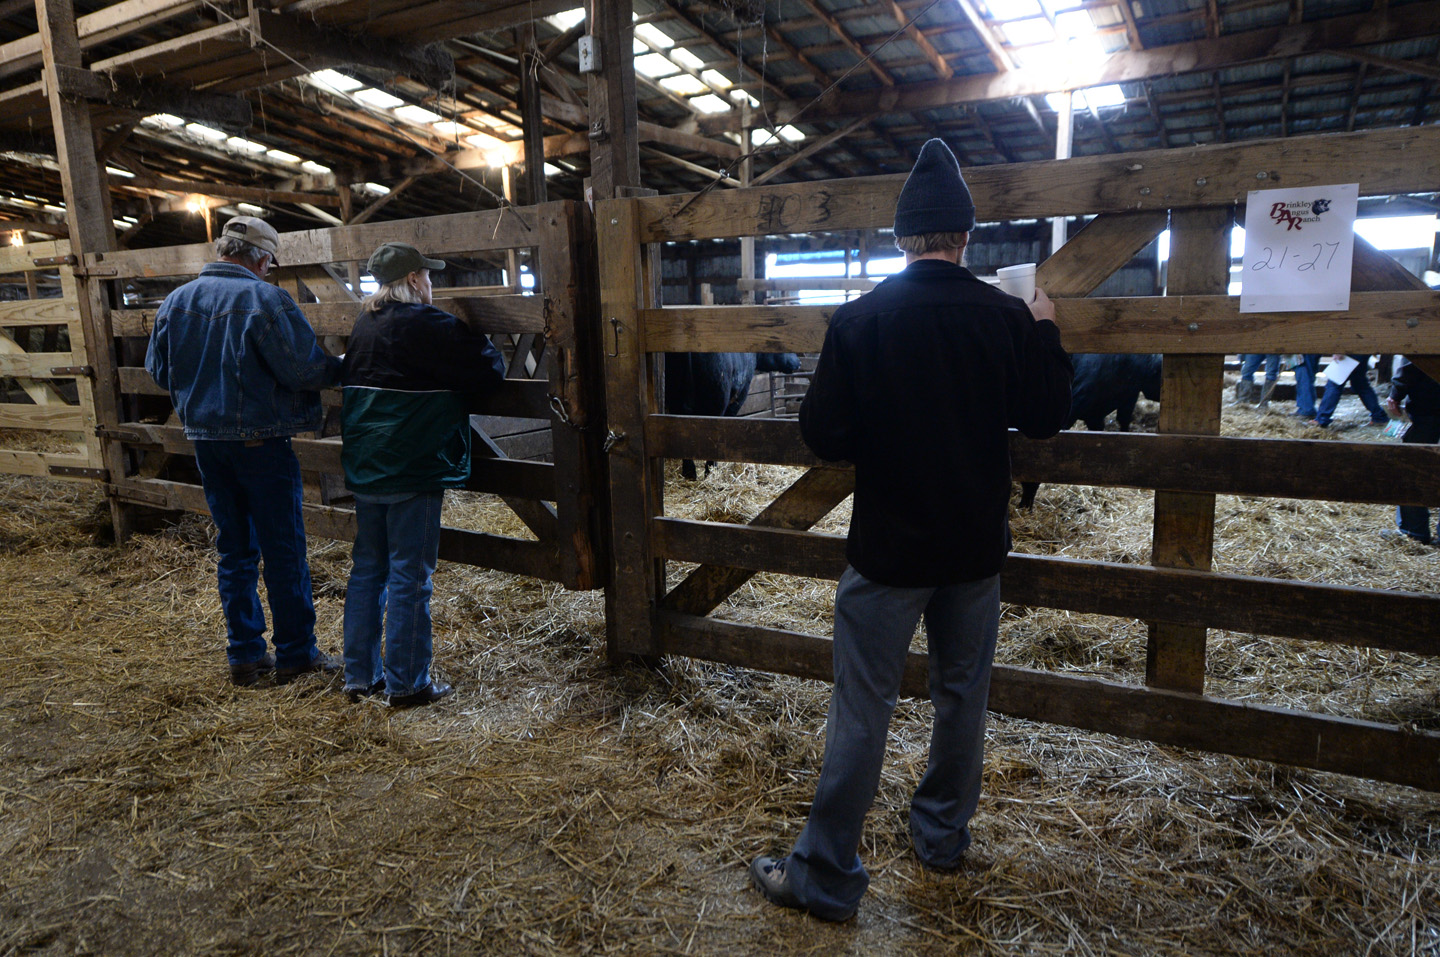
[[751, 116, 870, 187], [697, 5, 1440, 132], [347, 175, 418, 226], [119, 172, 343, 207], [586, 0, 641, 200], [49, 64, 252, 132], [0, 0, 200, 82], [634, 124, 1440, 242], [0, 219, 69, 237], [245, 9, 456, 91], [882, 0, 954, 79], [641, 147, 742, 188]]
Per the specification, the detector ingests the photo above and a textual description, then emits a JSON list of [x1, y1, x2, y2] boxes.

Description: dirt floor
[[1, 390, 1438, 956]]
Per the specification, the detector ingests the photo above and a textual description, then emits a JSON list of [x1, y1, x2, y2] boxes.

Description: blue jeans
[[1315, 357, 1387, 426], [343, 491, 444, 697], [1396, 413, 1440, 543], [1240, 354, 1280, 384], [192, 438, 319, 670], [1292, 355, 1321, 417], [784, 567, 1001, 920]]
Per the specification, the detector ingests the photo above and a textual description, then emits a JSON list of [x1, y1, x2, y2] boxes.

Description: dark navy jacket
[[144, 262, 340, 440], [341, 300, 505, 495], [799, 258, 1073, 586]]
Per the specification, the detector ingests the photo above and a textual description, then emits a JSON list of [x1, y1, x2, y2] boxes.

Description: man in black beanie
[[750, 139, 1074, 921]]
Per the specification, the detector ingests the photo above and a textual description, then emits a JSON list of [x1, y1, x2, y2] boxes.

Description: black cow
[[665, 351, 802, 479], [1018, 353, 1162, 508]]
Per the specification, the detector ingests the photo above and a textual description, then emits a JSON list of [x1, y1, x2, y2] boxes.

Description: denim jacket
[[145, 262, 341, 440]]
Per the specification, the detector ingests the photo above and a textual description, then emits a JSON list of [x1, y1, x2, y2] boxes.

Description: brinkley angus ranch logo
[[1268, 197, 1334, 231], [1241, 183, 1358, 313]]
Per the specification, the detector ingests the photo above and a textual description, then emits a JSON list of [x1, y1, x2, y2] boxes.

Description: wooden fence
[[597, 124, 1440, 792], [81, 200, 606, 590], [0, 238, 104, 481]]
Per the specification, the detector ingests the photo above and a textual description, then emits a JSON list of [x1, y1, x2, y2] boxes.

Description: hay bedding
[[1, 395, 1438, 955]]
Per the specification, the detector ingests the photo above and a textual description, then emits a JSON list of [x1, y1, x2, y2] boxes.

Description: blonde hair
[[362, 273, 426, 312], [893, 231, 969, 255]]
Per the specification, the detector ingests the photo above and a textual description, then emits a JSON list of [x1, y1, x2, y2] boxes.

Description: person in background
[[340, 242, 506, 707], [748, 139, 1074, 922], [145, 217, 342, 687], [1289, 354, 1321, 420], [1235, 353, 1280, 407], [1314, 354, 1388, 427], [1384, 356, 1440, 545]]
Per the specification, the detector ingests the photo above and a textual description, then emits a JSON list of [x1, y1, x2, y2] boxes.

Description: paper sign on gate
[[1240, 183, 1358, 313]]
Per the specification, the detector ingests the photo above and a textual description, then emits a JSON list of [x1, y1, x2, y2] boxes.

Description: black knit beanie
[[893, 139, 976, 237]]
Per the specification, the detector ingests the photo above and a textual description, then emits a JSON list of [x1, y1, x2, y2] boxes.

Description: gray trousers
[[785, 566, 1001, 918]]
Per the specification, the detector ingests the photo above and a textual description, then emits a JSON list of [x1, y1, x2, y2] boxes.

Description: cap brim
[[421, 255, 446, 271]]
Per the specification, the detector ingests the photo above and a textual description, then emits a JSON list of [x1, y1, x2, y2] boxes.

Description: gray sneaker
[[748, 856, 856, 922]]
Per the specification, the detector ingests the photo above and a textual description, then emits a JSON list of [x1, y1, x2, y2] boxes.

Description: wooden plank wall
[[0, 239, 104, 480], [82, 201, 606, 590], [597, 125, 1440, 791]]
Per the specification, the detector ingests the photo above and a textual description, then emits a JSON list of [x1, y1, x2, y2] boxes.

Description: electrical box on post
[[578, 36, 600, 73]]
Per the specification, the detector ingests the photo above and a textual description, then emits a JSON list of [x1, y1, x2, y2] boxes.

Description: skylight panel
[[635, 23, 673, 48], [1053, 10, 1094, 37], [700, 68, 732, 89], [236, 203, 265, 215], [660, 74, 709, 96], [105, 166, 134, 178], [690, 94, 733, 114], [1002, 17, 1056, 45], [226, 136, 267, 154], [671, 47, 705, 71], [353, 88, 405, 110], [751, 125, 805, 146], [301, 161, 331, 174], [185, 122, 228, 142], [266, 149, 301, 164], [362, 183, 390, 195], [635, 53, 676, 78], [985, 0, 1042, 19], [142, 113, 183, 128], [465, 132, 506, 150], [432, 121, 470, 136], [308, 69, 363, 94], [1084, 84, 1126, 107], [395, 105, 443, 124], [1044, 84, 1126, 111], [546, 8, 585, 30]]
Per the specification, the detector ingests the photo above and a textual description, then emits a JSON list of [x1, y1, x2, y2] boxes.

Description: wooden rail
[[597, 125, 1440, 791]]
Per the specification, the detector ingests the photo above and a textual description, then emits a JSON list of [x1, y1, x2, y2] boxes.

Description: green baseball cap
[[367, 242, 446, 284]]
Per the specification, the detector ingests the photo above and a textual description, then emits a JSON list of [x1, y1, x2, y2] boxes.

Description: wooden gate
[[0, 238, 105, 482], [598, 125, 1440, 791], [83, 201, 605, 590]]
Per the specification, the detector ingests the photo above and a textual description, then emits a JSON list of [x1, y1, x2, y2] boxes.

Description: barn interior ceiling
[[2, 0, 1439, 251]]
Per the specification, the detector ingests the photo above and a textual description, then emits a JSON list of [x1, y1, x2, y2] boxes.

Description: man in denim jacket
[[145, 216, 342, 687]]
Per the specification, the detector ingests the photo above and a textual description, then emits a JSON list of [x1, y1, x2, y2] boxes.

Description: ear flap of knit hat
[[893, 139, 976, 237]]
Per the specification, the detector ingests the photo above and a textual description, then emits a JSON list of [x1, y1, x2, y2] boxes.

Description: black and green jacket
[[340, 300, 506, 495]]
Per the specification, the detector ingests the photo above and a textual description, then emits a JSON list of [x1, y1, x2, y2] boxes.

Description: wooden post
[[338, 185, 362, 294], [1052, 91, 1074, 254], [537, 200, 600, 589], [36, 0, 134, 540], [739, 101, 755, 306], [598, 196, 664, 661], [520, 30, 548, 207], [585, 0, 640, 202], [1146, 206, 1231, 693]]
